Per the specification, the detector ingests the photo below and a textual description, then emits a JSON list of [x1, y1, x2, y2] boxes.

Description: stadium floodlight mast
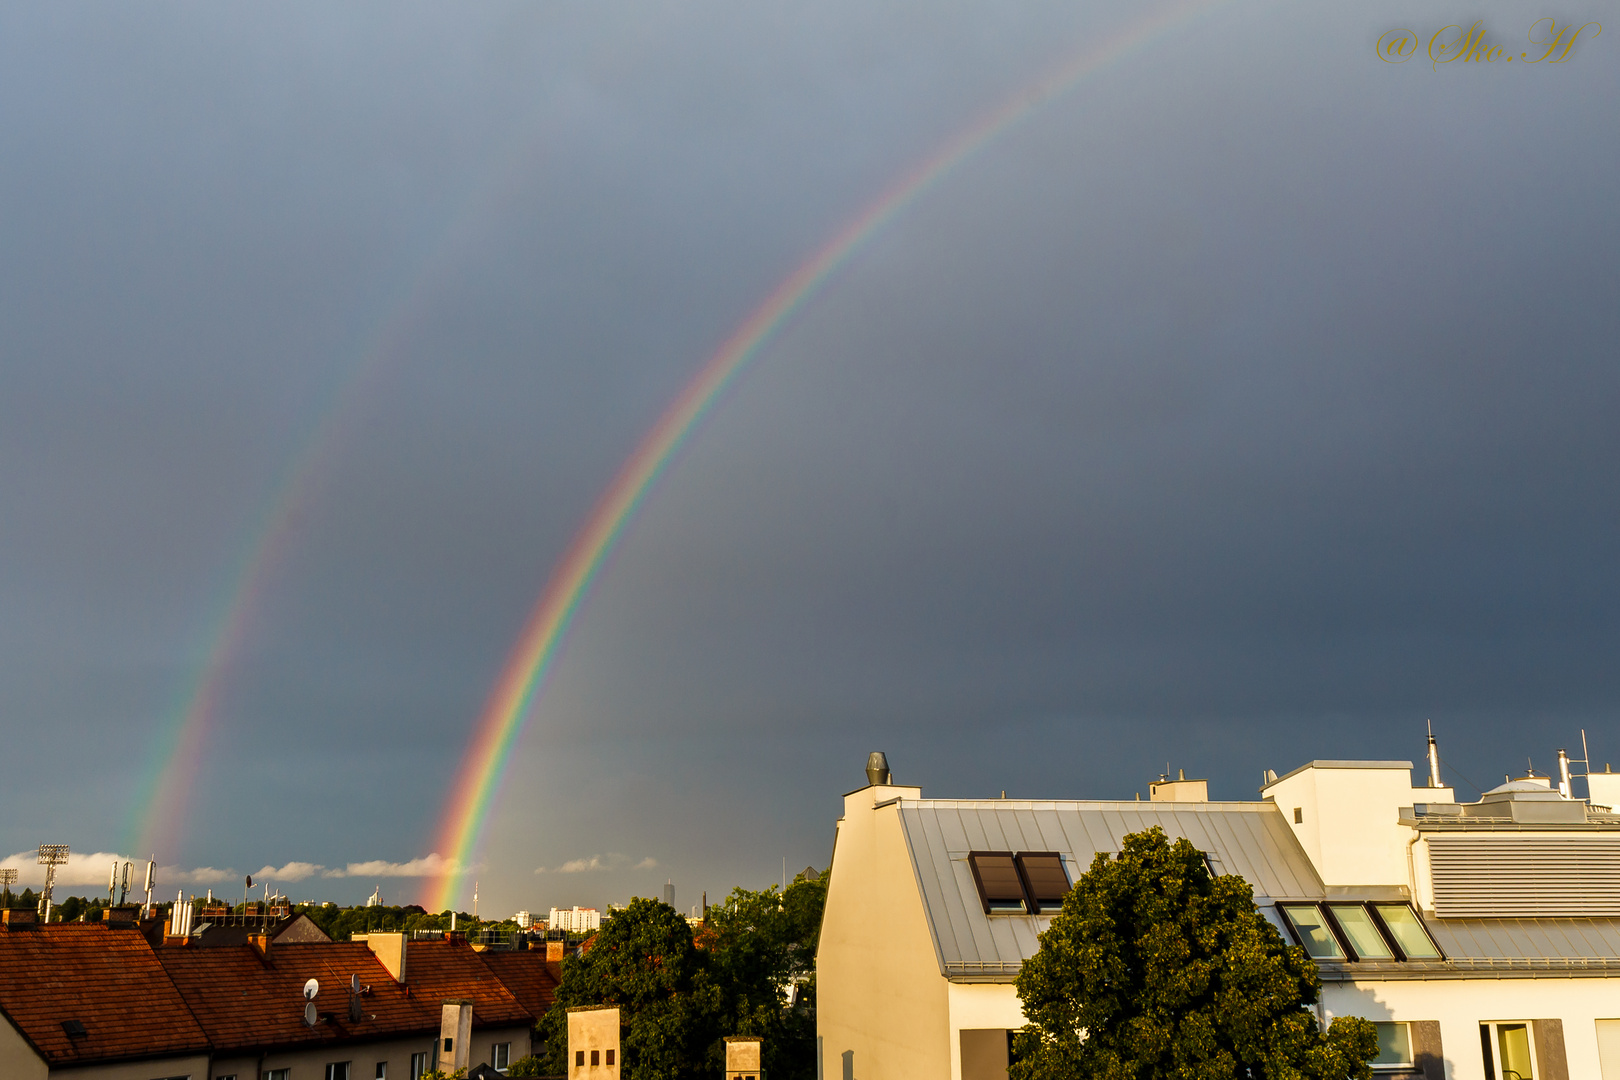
[[0, 868, 17, 908], [37, 845, 69, 922]]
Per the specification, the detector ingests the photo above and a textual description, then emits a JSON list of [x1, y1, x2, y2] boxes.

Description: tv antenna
[[118, 861, 131, 906], [37, 845, 69, 921], [0, 868, 17, 908]]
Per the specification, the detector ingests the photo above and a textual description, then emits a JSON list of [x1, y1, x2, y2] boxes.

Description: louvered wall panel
[[1428, 836, 1620, 917]]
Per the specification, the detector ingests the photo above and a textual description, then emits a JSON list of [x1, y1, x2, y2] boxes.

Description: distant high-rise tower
[[663, 880, 674, 908]]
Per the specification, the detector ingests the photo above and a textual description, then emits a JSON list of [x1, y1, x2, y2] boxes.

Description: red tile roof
[[477, 951, 563, 1021], [0, 924, 537, 1066], [158, 938, 533, 1054], [0, 923, 210, 1067]]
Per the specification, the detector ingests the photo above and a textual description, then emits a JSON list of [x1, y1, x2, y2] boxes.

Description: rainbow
[[127, 119, 558, 861], [425, 0, 1226, 911]]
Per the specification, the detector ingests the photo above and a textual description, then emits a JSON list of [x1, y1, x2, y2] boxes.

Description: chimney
[[1149, 769, 1209, 803], [439, 999, 474, 1073], [866, 751, 891, 787], [567, 1006, 621, 1078], [546, 939, 565, 962], [724, 1036, 763, 1080], [250, 933, 271, 956], [366, 931, 409, 983], [1, 908, 36, 927]]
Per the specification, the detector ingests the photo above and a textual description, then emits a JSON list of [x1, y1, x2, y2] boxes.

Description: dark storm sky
[[1, 0, 1616, 911]]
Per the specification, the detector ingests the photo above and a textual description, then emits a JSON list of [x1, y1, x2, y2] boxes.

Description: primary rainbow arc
[[425, 0, 1222, 912]]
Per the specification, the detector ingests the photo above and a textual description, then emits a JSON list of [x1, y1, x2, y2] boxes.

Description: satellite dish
[[304, 978, 319, 1001], [304, 1001, 318, 1027], [350, 973, 360, 994], [246, 875, 253, 888]]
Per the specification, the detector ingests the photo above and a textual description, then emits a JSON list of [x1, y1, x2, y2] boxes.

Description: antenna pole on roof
[[1426, 721, 1442, 789], [0, 868, 17, 909]]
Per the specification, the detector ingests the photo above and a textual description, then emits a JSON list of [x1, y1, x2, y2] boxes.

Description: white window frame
[[492, 1042, 511, 1072], [326, 1063, 353, 1080], [410, 1052, 429, 1080], [1481, 1021, 1540, 1080]]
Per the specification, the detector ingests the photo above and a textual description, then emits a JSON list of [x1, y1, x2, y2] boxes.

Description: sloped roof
[[0, 923, 209, 1067], [478, 951, 563, 1020], [158, 939, 532, 1054], [896, 798, 1323, 977]]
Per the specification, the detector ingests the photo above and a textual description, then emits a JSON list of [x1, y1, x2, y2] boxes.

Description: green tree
[[537, 897, 725, 1080], [699, 870, 827, 1080], [1011, 827, 1378, 1080]]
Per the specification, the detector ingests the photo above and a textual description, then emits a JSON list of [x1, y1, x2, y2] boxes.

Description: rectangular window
[[591, 1049, 600, 1066], [1371, 1022, 1412, 1068], [265, 1071, 291, 1080], [575, 1050, 585, 1066], [968, 852, 1027, 914], [1278, 904, 1345, 960], [1327, 904, 1394, 961], [1017, 853, 1071, 914], [1372, 904, 1442, 959], [493, 1043, 510, 1072], [411, 1052, 429, 1080], [327, 1064, 352, 1080], [606, 1049, 615, 1065], [1481, 1022, 1537, 1080], [376, 1064, 388, 1080]]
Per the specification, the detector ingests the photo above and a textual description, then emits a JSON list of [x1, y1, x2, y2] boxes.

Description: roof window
[[1018, 853, 1071, 914], [1276, 902, 1443, 962], [967, 852, 1073, 915]]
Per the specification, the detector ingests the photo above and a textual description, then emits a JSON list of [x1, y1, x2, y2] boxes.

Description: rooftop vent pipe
[[1427, 722, 1442, 789], [866, 752, 891, 787]]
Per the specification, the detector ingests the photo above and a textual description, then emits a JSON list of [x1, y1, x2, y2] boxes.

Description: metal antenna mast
[[37, 845, 69, 922]]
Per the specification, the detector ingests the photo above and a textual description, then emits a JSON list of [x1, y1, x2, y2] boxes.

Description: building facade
[[817, 751, 1620, 1080]]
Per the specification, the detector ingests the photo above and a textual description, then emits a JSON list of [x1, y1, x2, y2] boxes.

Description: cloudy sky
[[1, 1, 1615, 913]]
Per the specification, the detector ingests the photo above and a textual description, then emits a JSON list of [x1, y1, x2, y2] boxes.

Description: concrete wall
[[1325, 976, 1620, 1080], [946, 983, 1023, 1080], [817, 784, 950, 1080], [209, 1025, 530, 1080], [1263, 761, 1450, 888], [0, 1014, 47, 1080], [51, 1054, 211, 1079]]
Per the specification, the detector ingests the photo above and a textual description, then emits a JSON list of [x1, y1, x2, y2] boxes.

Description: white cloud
[[556, 855, 607, 873], [0, 850, 132, 889], [326, 854, 455, 879], [254, 861, 325, 882], [534, 854, 659, 874]]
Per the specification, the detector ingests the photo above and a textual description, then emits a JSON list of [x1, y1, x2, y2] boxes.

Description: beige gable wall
[[818, 784, 949, 1080], [0, 1013, 47, 1080]]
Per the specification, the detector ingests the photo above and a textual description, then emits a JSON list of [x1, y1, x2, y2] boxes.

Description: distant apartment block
[[547, 906, 602, 934]]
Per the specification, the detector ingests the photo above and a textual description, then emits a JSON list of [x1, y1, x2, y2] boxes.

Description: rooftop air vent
[[865, 751, 891, 786], [61, 1019, 87, 1040]]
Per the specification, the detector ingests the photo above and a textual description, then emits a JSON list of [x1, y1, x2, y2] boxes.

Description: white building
[[514, 909, 532, 929], [548, 906, 602, 934], [818, 748, 1620, 1080]]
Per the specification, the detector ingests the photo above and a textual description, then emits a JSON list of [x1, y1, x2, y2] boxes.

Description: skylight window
[[1277, 902, 1444, 963], [1327, 904, 1394, 961], [968, 852, 1027, 913], [1279, 904, 1346, 960], [1372, 904, 1443, 959], [1018, 853, 1071, 914]]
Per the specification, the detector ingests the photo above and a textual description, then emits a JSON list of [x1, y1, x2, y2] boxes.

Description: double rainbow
[[424, 0, 1220, 911]]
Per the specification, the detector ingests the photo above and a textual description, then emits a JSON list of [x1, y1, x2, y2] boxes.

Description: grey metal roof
[[1319, 917, 1620, 981], [895, 799, 1323, 980]]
